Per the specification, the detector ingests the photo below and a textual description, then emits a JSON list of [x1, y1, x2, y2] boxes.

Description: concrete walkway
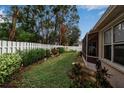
[[86, 62, 124, 88], [102, 62, 124, 88]]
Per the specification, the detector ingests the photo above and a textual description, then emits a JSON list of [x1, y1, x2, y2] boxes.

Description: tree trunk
[[9, 10, 19, 41]]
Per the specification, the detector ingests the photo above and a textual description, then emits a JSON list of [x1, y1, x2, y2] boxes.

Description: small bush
[[45, 49, 51, 58], [51, 48, 59, 55], [20, 49, 46, 66], [96, 60, 112, 87], [57, 47, 65, 54], [68, 62, 95, 88], [0, 53, 22, 84]]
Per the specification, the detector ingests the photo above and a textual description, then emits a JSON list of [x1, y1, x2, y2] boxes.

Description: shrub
[[57, 47, 65, 54], [0, 53, 22, 84], [51, 48, 59, 55], [16, 29, 36, 42], [68, 62, 95, 88], [45, 49, 51, 58], [20, 49, 46, 66], [96, 60, 112, 87]]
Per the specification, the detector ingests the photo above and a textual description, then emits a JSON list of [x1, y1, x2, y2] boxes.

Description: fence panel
[[0, 40, 81, 55]]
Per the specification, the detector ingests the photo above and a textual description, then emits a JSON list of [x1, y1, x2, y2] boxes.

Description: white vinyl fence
[[0, 40, 81, 54]]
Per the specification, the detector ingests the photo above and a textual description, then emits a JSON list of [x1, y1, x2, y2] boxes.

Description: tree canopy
[[0, 5, 80, 46]]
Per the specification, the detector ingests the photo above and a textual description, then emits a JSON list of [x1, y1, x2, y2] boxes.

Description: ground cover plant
[[0, 53, 22, 85]]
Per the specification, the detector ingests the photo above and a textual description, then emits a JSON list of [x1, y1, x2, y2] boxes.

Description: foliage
[[78, 51, 83, 57], [15, 29, 36, 42], [68, 58, 112, 88], [57, 47, 65, 54], [49, 31, 58, 44], [45, 49, 51, 58], [0, 23, 9, 40], [68, 62, 95, 88], [51, 48, 59, 56], [0, 53, 22, 84], [0, 5, 80, 45], [19, 49, 46, 66], [68, 26, 80, 46], [95, 60, 112, 87]]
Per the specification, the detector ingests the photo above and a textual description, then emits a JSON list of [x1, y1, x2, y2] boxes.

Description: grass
[[10, 52, 77, 88]]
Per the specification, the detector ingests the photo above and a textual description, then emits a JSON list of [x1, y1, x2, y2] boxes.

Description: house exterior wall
[[83, 6, 124, 88], [98, 12, 124, 72], [82, 5, 124, 73]]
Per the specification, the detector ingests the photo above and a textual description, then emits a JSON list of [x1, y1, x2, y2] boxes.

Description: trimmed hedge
[[0, 53, 22, 84], [20, 49, 46, 66], [57, 47, 65, 54], [45, 49, 51, 58], [51, 48, 59, 55]]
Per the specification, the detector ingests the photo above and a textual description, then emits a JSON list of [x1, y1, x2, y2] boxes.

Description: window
[[114, 44, 124, 66], [104, 30, 111, 44], [122, 22, 124, 30], [113, 21, 124, 66], [104, 45, 111, 60], [114, 22, 124, 43], [104, 30, 111, 60]]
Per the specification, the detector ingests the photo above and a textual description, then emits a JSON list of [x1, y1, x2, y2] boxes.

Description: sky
[[0, 5, 108, 40], [77, 5, 108, 40]]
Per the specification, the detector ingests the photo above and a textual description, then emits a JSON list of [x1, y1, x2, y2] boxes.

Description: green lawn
[[11, 52, 77, 88]]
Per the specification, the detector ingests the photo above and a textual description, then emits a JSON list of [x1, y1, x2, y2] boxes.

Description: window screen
[[104, 30, 111, 44], [104, 30, 112, 60], [114, 22, 124, 43], [88, 42, 96, 56], [114, 44, 124, 66], [104, 45, 111, 60]]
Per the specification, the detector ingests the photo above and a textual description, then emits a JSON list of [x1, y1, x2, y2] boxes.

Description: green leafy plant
[[68, 62, 95, 88], [19, 49, 46, 66], [16, 29, 36, 42], [0, 53, 22, 84], [95, 60, 112, 88], [57, 47, 65, 54], [45, 49, 51, 58], [51, 48, 59, 56]]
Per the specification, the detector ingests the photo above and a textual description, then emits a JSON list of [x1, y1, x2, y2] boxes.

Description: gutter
[[92, 5, 117, 31]]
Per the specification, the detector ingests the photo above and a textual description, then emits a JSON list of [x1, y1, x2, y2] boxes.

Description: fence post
[[2, 40, 7, 54]]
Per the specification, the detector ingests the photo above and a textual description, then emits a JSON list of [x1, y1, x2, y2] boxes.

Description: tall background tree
[[0, 5, 80, 46]]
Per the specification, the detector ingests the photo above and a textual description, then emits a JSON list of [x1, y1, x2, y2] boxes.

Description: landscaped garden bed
[[1, 52, 77, 88], [0, 47, 66, 87], [68, 52, 112, 88]]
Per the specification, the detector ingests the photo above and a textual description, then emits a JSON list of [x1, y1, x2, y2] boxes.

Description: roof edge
[[92, 5, 117, 31]]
